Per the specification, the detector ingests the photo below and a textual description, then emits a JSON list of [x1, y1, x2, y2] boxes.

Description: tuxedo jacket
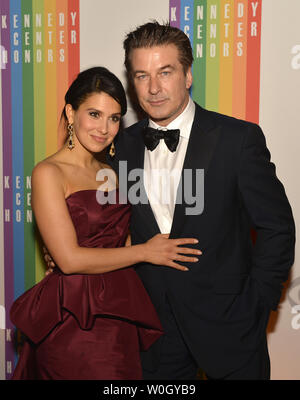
[[110, 103, 295, 378]]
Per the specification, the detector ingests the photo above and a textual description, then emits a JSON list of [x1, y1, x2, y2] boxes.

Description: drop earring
[[109, 141, 115, 157], [67, 123, 75, 150]]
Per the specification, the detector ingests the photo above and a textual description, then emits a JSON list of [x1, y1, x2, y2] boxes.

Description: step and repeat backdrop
[[0, 0, 299, 380]]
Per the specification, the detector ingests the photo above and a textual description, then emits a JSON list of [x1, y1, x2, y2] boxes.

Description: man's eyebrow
[[159, 64, 174, 70], [134, 65, 175, 75], [133, 70, 147, 75]]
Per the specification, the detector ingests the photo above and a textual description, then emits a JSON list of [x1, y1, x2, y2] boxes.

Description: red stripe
[[68, 0, 80, 86]]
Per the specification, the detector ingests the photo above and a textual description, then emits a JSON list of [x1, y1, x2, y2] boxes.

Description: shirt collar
[[148, 97, 195, 139]]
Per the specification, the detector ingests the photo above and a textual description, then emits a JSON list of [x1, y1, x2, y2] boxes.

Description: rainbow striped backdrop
[[0, 0, 262, 379], [170, 0, 262, 122], [0, 0, 80, 378]]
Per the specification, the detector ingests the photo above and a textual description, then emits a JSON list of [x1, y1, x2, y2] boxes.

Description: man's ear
[[65, 104, 74, 124], [185, 66, 193, 90]]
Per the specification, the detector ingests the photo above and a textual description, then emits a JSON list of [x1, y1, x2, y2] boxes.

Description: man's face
[[130, 44, 192, 127]]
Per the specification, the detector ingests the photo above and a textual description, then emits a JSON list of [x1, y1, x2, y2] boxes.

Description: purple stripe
[[0, 0, 15, 379], [169, 0, 181, 28]]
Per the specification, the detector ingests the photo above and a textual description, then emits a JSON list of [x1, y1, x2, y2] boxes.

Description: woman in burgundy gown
[[10, 67, 199, 380]]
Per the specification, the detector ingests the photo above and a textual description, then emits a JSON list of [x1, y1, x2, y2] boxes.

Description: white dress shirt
[[144, 97, 196, 233]]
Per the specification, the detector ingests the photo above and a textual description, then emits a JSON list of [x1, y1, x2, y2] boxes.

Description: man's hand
[[43, 246, 56, 276]]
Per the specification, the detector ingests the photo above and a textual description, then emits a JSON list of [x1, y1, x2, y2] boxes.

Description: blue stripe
[[180, 0, 194, 48], [10, 0, 24, 299]]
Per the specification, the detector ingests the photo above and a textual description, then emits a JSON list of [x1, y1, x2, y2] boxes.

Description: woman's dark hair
[[63, 66, 127, 118]]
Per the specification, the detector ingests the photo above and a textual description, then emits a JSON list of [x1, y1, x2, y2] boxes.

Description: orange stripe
[[232, 0, 248, 119]]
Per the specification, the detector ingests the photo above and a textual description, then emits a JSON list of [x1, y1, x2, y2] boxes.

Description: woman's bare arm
[[32, 162, 201, 275]]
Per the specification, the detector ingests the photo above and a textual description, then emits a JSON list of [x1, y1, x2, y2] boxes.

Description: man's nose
[[149, 76, 160, 95]]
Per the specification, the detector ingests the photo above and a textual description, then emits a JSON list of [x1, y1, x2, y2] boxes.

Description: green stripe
[[205, 0, 220, 111], [22, 0, 36, 290]]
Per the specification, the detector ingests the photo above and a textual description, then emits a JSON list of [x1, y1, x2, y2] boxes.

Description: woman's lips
[[90, 135, 107, 143]]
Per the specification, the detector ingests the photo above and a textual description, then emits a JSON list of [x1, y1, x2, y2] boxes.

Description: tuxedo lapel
[[125, 120, 161, 236], [170, 104, 221, 237]]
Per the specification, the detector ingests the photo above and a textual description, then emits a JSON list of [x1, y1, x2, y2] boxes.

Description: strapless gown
[[10, 189, 163, 380]]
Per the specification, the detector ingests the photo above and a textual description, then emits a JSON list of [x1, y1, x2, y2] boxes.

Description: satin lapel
[[125, 122, 145, 172], [170, 104, 221, 238], [125, 120, 161, 236]]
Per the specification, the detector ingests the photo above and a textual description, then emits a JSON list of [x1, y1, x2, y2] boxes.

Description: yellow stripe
[[219, 0, 234, 116]]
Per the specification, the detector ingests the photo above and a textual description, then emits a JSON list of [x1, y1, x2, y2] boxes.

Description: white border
[[0, 22, 6, 380]]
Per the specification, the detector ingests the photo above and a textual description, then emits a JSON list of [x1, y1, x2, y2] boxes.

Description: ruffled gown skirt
[[10, 190, 163, 380]]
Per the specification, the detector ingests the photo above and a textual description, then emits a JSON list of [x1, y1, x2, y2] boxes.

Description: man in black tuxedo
[[111, 21, 295, 380]]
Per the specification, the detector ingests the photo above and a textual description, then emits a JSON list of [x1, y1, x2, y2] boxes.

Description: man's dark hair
[[123, 21, 194, 75]]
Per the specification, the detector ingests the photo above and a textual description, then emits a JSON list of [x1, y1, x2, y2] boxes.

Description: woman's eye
[[89, 111, 99, 118], [111, 116, 121, 123]]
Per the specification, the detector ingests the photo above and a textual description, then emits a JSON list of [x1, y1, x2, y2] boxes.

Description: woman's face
[[66, 92, 121, 153]]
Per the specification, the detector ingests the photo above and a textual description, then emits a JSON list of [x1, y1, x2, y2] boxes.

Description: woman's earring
[[109, 141, 115, 157], [67, 123, 75, 150]]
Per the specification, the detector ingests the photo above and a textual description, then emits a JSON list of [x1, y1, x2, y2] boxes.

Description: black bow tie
[[143, 126, 180, 152]]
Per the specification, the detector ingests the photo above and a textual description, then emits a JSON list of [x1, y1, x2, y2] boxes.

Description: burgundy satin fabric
[[10, 190, 163, 380]]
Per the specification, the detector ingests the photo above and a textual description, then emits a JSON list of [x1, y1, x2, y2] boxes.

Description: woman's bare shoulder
[[33, 158, 63, 176], [32, 157, 66, 190]]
